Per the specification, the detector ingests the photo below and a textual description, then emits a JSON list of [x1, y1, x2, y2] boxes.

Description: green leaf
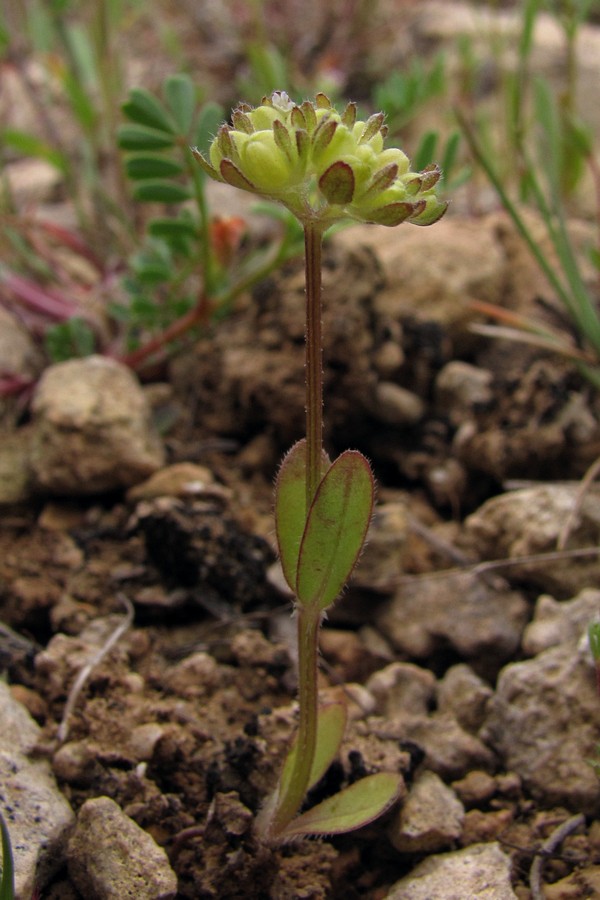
[[125, 156, 184, 180], [117, 125, 176, 151], [275, 439, 331, 594], [122, 88, 175, 134], [296, 450, 374, 611], [132, 181, 192, 203], [1, 128, 67, 172], [279, 703, 347, 804], [165, 74, 196, 134], [280, 772, 403, 839], [0, 810, 15, 900], [589, 623, 600, 662], [45, 318, 95, 363], [195, 102, 225, 156], [148, 217, 197, 239], [413, 129, 439, 171]]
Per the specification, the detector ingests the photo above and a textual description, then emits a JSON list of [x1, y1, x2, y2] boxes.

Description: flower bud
[[193, 91, 448, 229]]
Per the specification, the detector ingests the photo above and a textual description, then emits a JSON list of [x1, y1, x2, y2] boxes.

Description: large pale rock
[[374, 571, 527, 671], [0, 682, 74, 900], [30, 356, 165, 494], [481, 643, 600, 814], [67, 796, 177, 900], [463, 485, 600, 596], [386, 842, 517, 899], [335, 216, 504, 343], [388, 770, 464, 853]]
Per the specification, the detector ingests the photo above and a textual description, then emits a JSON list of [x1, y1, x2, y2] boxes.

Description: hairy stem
[[304, 221, 325, 506], [268, 606, 321, 837], [267, 221, 325, 839]]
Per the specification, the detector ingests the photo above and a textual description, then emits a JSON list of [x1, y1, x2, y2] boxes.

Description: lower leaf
[[279, 771, 404, 839]]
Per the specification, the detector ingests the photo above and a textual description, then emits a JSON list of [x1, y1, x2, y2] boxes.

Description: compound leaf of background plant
[[280, 771, 403, 839], [165, 74, 196, 134], [148, 217, 197, 240], [296, 450, 374, 611], [125, 156, 185, 180], [195, 102, 226, 157], [122, 87, 175, 135], [117, 124, 176, 151], [0, 809, 15, 900], [278, 702, 347, 804], [132, 180, 192, 204], [275, 439, 331, 593], [45, 317, 96, 363]]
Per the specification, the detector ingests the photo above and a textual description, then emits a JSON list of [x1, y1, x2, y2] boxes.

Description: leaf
[[278, 703, 347, 804], [296, 450, 374, 611], [123, 87, 175, 134], [0, 810, 15, 900], [274, 440, 330, 594], [117, 125, 176, 151], [165, 74, 196, 134], [132, 181, 192, 203], [1, 128, 67, 172], [195, 102, 225, 156], [148, 217, 197, 239], [280, 772, 403, 838], [125, 156, 184, 180]]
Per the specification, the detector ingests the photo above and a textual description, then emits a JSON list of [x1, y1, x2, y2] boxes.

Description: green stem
[[268, 606, 321, 837], [304, 221, 325, 506], [267, 220, 325, 839]]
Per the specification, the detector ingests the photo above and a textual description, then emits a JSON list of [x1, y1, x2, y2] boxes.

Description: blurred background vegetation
[[1, 0, 600, 388]]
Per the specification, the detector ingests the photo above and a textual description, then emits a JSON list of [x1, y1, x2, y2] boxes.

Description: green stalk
[[304, 222, 325, 506], [268, 606, 321, 837], [268, 221, 325, 838], [186, 147, 216, 297]]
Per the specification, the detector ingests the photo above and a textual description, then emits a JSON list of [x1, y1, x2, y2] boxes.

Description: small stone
[[386, 841, 517, 899], [522, 589, 600, 656], [67, 796, 177, 900], [366, 662, 436, 717], [373, 339, 404, 377], [382, 712, 495, 780], [388, 770, 464, 853], [437, 664, 493, 733], [374, 571, 527, 672], [353, 500, 410, 592], [434, 360, 493, 424], [126, 462, 230, 503], [319, 629, 382, 682], [372, 381, 425, 425], [0, 682, 74, 899], [452, 770, 497, 807], [53, 741, 100, 786], [463, 485, 600, 597], [482, 643, 600, 813], [30, 355, 165, 495], [164, 651, 222, 698], [127, 724, 166, 762], [461, 808, 514, 845]]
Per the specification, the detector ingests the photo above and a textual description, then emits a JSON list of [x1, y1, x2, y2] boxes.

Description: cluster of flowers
[[193, 91, 447, 228]]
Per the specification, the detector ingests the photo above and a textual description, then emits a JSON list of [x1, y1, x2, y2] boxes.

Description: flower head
[[193, 92, 447, 228]]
